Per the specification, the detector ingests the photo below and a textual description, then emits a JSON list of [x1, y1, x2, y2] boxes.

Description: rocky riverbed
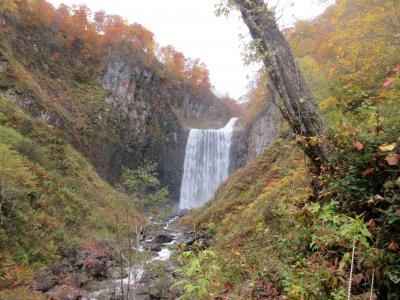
[[34, 214, 212, 300]]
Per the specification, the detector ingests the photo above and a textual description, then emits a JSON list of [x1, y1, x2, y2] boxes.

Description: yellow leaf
[[379, 143, 396, 152]]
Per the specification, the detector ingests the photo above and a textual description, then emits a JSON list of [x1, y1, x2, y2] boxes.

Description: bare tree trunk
[[233, 0, 333, 167]]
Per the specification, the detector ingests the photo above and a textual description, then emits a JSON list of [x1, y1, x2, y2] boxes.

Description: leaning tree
[[223, 0, 333, 168]]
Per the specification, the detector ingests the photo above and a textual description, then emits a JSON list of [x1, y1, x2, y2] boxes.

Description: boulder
[[178, 230, 212, 249], [152, 232, 173, 244], [46, 284, 89, 300], [35, 274, 59, 292], [179, 232, 196, 246], [136, 261, 177, 300], [51, 260, 73, 275], [144, 242, 162, 252], [84, 257, 109, 279], [63, 274, 87, 288], [107, 268, 129, 280]]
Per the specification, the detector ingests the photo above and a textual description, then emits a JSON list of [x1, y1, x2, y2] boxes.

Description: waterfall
[[179, 118, 238, 209]]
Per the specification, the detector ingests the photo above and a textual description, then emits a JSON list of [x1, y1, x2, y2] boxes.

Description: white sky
[[47, 0, 330, 99]]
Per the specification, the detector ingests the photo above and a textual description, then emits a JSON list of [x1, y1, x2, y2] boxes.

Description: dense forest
[[0, 0, 399, 299]]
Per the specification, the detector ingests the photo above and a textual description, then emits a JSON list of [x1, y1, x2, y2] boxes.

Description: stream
[[88, 216, 181, 300]]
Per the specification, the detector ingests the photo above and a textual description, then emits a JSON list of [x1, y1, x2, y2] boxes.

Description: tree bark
[[233, 0, 332, 168]]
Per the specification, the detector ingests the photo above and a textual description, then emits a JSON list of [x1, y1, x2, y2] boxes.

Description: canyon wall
[[230, 102, 280, 173]]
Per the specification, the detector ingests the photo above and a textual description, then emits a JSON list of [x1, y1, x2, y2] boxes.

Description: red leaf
[[383, 77, 395, 87], [84, 257, 96, 267], [353, 141, 364, 151], [5, 72, 19, 79], [388, 242, 400, 252], [393, 65, 400, 74], [362, 168, 375, 176]]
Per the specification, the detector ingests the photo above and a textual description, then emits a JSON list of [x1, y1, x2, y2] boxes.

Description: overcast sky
[[47, 0, 330, 99]]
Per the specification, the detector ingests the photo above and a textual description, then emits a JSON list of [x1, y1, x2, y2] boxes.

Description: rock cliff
[[230, 102, 280, 173], [95, 57, 189, 201]]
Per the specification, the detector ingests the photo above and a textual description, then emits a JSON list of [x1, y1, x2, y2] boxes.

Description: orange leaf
[[353, 141, 364, 151], [367, 219, 376, 228], [365, 199, 375, 206], [385, 154, 400, 166], [362, 168, 375, 176]]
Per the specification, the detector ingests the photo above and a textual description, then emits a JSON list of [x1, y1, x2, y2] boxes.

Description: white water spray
[[179, 118, 238, 209]]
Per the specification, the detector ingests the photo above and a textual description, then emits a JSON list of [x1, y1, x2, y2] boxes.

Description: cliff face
[[247, 102, 279, 160], [98, 57, 189, 200], [0, 14, 192, 201], [181, 93, 233, 128], [230, 102, 280, 173]]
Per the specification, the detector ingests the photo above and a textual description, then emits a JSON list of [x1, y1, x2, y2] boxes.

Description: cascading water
[[179, 118, 238, 209]]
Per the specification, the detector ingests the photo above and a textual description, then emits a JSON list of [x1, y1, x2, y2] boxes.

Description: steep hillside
[[177, 130, 398, 299], [0, 90, 143, 297]]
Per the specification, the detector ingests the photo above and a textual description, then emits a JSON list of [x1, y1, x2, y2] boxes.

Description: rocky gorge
[[33, 213, 213, 300]]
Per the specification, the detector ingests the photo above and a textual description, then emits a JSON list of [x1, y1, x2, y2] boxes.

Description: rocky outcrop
[[152, 232, 174, 244], [1, 47, 188, 202], [96, 57, 189, 201], [143, 231, 174, 252], [136, 261, 177, 300], [177, 230, 213, 250], [230, 102, 280, 172], [45, 285, 90, 300], [34, 241, 122, 299]]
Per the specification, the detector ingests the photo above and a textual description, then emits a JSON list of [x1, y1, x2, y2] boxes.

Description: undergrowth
[[176, 130, 399, 299], [0, 92, 141, 294]]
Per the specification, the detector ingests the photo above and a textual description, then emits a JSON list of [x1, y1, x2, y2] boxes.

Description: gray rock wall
[[230, 102, 280, 173], [247, 103, 279, 160], [98, 57, 189, 201]]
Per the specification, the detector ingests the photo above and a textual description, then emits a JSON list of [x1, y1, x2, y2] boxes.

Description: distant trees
[[11, 0, 156, 68], [158, 46, 213, 99], [0, 0, 18, 15], [219, 96, 243, 117], [290, 0, 400, 97], [5, 0, 239, 117], [159, 45, 186, 83]]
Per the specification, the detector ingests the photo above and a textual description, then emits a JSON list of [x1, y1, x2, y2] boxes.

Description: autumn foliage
[[2, 0, 241, 118]]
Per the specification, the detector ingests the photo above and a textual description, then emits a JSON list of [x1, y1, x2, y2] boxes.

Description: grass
[[0, 91, 143, 293]]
